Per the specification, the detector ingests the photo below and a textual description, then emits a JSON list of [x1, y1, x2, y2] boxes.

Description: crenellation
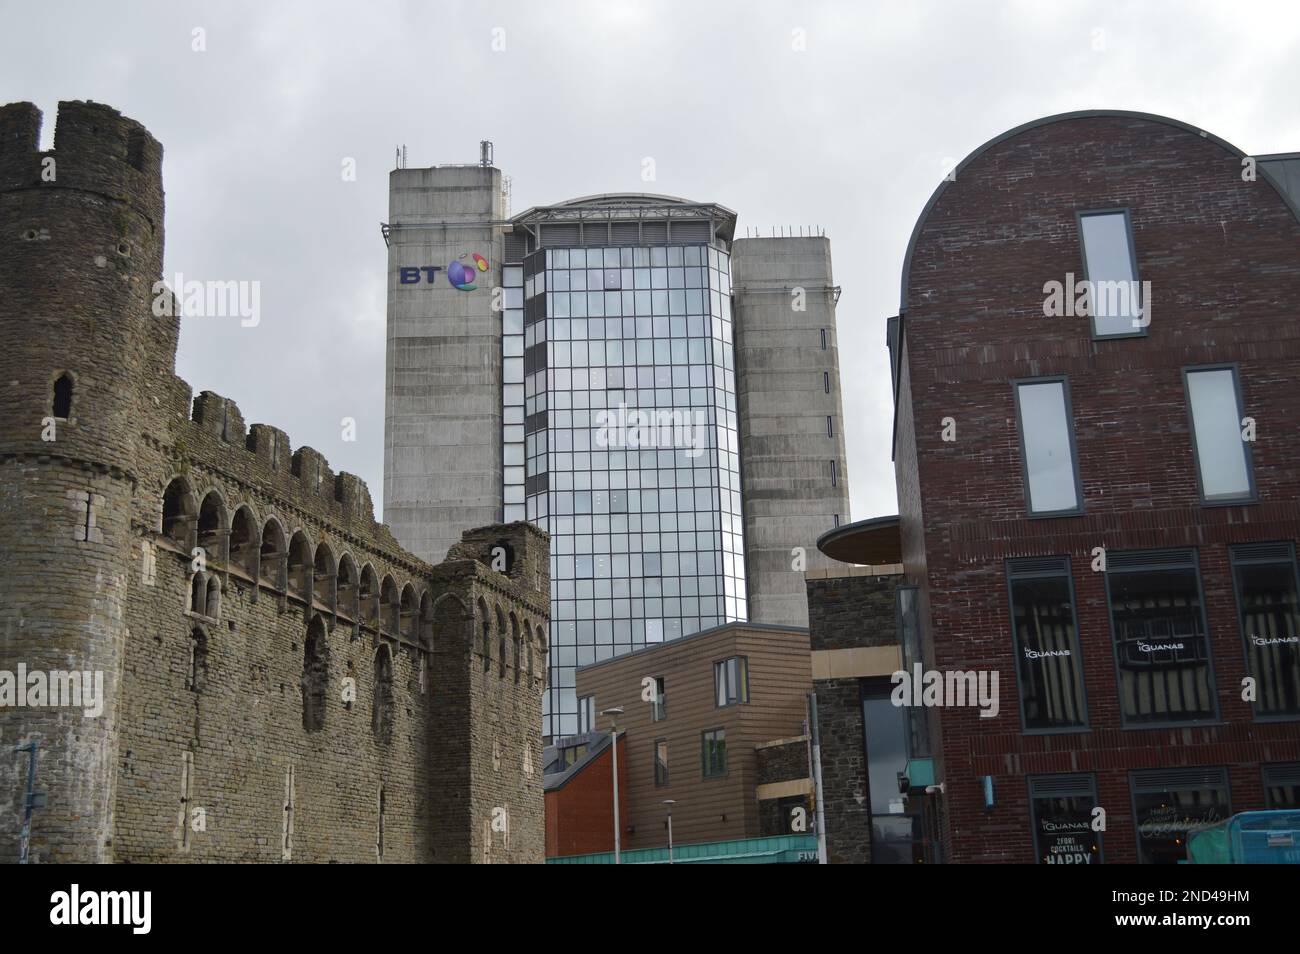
[[0, 100, 547, 864]]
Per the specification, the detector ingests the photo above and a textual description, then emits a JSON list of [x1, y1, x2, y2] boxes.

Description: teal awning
[[547, 834, 819, 865]]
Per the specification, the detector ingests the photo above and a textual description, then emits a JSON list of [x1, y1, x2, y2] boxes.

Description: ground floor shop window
[[1028, 773, 1102, 864], [1130, 767, 1230, 864]]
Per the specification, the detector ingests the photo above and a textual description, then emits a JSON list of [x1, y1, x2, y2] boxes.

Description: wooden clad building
[[572, 622, 812, 851]]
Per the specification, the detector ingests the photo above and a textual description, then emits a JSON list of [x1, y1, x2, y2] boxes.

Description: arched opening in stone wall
[[287, 531, 312, 601], [372, 644, 394, 744], [259, 518, 286, 590], [419, 591, 433, 649], [205, 576, 221, 620], [380, 575, 399, 634], [337, 554, 358, 621], [510, 613, 521, 683], [302, 616, 329, 733], [525, 622, 535, 686], [162, 477, 197, 549], [190, 573, 206, 615], [360, 564, 379, 627], [496, 606, 507, 679], [187, 627, 208, 693], [197, 490, 226, 562], [399, 583, 417, 640], [477, 598, 491, 672], [536, 625, 548, 690], [229, 506, 258, 578], [313, 542, 335, 610], [52, 372, 74, 419]]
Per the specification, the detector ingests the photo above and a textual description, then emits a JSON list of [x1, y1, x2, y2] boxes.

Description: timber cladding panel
[[574, 622, 811, 850]]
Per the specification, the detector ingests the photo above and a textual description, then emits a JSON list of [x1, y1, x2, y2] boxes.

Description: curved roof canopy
[[816, 514, 901, 566]]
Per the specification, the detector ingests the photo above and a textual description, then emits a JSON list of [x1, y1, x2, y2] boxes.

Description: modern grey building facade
[[384, 162, 849, 739]]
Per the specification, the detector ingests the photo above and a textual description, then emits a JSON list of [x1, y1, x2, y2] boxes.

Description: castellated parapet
[[0, 101, 547, 863]]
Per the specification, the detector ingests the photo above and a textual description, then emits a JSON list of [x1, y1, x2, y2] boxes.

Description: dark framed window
[[862, 677, 923, 863], [654, 738, 669, 786], [1130, 768, 1230, 864], [1029, 774, 1103, 865], [1077, 208, 1144, 339], [820, 328, 827, 350], [823, 371, 830, 393], [1231, 543, 1300, 719], [577, 694, 595, 735], [714, 656, 749, 707], [1006, 556, 1088, 732], [1013, 377, 1083, 517], [827, 415, 834, 438], [651, 675, 667, 722], [1106, 548, 1218, 726], [701, 727, 726, 778], [1263, 763, 1300, 809], [1184, 365, 1254, 504]]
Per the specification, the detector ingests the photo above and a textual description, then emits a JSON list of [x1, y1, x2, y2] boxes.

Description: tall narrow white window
[[1186, 366, 1253, 502], [1079, 210, 1142, 337], [1015, 379, 1081, 515]]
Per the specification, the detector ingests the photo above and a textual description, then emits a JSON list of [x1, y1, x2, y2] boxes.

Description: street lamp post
[[663, 799, 676, 864], [601, 706, 625, 865]]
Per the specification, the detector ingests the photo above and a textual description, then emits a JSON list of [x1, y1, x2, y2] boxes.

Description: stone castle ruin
[[0, 100, 547, 863]]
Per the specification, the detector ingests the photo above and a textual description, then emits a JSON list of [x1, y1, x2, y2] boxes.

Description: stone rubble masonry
[[806, 571, 904, 864], [0, 100, 547, 863], [754, 736, 812, 836]]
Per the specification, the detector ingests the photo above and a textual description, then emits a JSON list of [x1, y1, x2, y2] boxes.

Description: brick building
[[0, 100, 547, 863], [875, 110, 1300, 862]]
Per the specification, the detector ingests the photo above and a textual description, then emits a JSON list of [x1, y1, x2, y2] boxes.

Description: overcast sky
[[5, 1, 1299, 523]]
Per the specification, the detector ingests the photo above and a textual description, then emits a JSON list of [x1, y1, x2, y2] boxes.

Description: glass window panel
[[1108, 556, 1216, 725], [1079, 210, 1141, 336], [1008, 566, 1088, 730], [1132, 773, 1229, 864], [1030, 779, 1102, 865], [1186, 367, 1252, 501], [1015, 380, 1080, 514], [1232, 549, 1300, 717]]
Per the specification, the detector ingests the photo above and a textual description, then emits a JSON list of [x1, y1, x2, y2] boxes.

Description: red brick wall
[[545, 736, 627, 858], [896, 113, 1300, 862]]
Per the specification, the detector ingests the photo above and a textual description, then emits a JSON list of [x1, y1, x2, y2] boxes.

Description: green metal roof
[[547, 834, 818, 865]]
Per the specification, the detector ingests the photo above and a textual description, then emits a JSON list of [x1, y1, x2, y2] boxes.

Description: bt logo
[[399, 252, 489, 291]]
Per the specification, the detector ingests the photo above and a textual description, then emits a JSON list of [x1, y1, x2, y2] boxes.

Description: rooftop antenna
[[480, 140, 494, 167]]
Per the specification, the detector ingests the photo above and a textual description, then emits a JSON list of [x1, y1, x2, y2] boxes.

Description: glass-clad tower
[[384, 172, 851, 743], [505, 197, 746, 738]]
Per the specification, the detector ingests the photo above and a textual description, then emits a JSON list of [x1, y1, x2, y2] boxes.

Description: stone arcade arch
[[302, 615, 329, 733], [161, 476, 198, 550]]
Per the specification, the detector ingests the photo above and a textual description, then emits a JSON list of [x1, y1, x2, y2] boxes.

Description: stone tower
[[0, 101, 165, 862]]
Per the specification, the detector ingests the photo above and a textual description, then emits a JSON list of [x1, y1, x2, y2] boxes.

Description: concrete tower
[[0, 101, 166, 862], [384, 163, 509, 564], [731, 236, 852, 627]]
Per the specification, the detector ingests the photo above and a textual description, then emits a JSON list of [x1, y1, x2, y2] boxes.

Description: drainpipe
[[807, 693, 828, 864]]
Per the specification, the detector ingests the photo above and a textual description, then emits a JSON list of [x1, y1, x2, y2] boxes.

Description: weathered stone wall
[[0, 100, 547, 864]]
